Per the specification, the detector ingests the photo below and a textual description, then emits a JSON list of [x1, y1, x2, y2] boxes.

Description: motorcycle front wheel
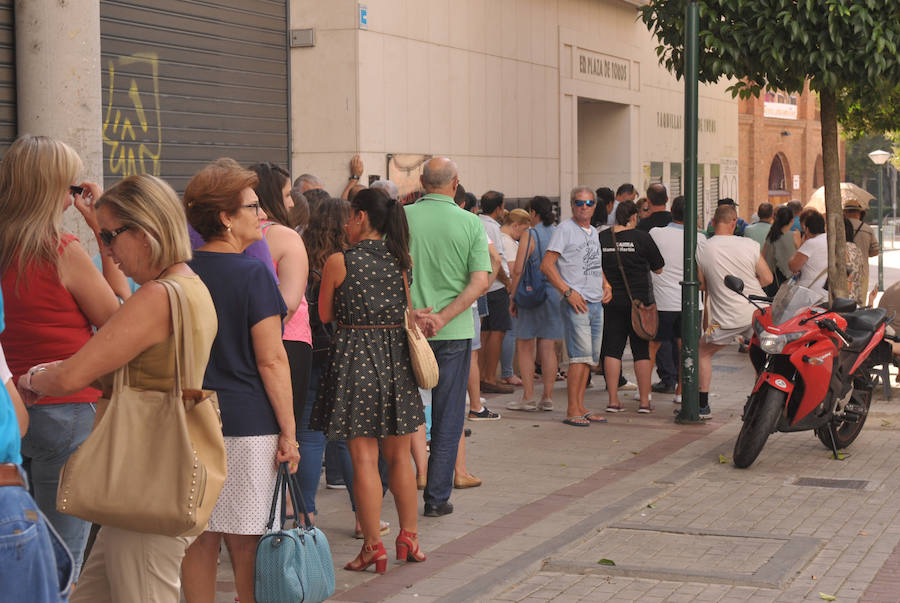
[[815, 387, 872, 450], [733, 384, 786, 469]]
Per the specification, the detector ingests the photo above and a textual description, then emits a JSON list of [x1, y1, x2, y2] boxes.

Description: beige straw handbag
[[56, 279, 226, 536], [402, 271, 439, 389]]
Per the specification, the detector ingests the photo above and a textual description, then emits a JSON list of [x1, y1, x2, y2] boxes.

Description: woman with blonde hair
[[498, 208, 532, 386], [17, 173, 218, 601], [0, 134, 121, 576], [180, 159, 299, 603]]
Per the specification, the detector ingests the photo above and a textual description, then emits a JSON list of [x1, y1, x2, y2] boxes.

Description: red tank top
[[0, 234, 100, 405]]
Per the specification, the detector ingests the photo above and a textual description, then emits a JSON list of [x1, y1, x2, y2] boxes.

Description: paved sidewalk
[[208, 345, 900, 602]]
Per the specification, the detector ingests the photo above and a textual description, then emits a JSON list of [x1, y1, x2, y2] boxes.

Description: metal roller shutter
[[0, 1, 15, 154], [100, 0, 289, 192]]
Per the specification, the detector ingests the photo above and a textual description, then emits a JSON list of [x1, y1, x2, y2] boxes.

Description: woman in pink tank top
[[249, 163, 313, 440]]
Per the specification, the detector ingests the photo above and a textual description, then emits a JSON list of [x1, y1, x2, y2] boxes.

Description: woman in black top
[[598, 201, 664, 413]]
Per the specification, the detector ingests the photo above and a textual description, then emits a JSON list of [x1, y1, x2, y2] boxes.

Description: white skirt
[[207, 434, 280, 535]]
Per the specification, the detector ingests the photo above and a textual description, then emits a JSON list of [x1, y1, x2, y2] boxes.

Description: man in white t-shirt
[[696, 204, 773, 418], [788, 211, 828, 303], [541, 187, 612, 426], [649, 195, 685, 401]]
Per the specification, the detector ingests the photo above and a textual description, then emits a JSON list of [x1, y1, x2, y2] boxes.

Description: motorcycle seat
[[843, 308, 887, 334]]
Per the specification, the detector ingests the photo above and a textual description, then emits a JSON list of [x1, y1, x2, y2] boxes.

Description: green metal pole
[[677, 0, 701, 424], [878, 165, 884, 290]]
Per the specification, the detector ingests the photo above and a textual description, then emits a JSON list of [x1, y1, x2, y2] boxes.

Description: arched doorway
[[767, 154, 791, 205]]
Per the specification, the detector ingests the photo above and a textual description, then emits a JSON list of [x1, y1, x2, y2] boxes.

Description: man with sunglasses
[[541, 187, 613, 427]]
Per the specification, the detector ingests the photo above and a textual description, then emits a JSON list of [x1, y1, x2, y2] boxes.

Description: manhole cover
[[543, 523, 821, 588], [793, 477, 868, 490]]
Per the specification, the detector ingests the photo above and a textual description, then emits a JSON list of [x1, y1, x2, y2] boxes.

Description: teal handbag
[[255, 463, 336, 603]]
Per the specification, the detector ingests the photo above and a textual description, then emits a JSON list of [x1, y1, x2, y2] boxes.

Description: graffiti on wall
[[102, 53, 162, 177]]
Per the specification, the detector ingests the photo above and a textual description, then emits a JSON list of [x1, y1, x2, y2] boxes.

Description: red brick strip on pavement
[[334, 426, 716, 602], [860, 538, 900, 602]]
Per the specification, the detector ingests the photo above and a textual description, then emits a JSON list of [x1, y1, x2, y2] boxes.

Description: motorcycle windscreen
[[770, 280, 826, 326]]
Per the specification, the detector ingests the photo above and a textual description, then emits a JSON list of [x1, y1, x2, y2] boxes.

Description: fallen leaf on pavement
[[881, 420, 892, 427], [598, 558, 616, 566], [647, 504, 656, 508], [818, 593, 836, 601], [718, 454, 730, 464], [829, 452, 848, 460]]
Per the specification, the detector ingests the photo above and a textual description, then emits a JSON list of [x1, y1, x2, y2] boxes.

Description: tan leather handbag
[[611, 228, 659, 341], [56, 279, 226, 537], [402, 271, 439, 389]]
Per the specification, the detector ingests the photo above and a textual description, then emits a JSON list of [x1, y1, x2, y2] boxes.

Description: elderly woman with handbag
[[179, 158, 300, 603], [18, 173, 220, 602], [310, 188, 427, 573]]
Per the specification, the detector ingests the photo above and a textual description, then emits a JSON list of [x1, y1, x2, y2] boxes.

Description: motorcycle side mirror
[[724, 275, 744, 294]]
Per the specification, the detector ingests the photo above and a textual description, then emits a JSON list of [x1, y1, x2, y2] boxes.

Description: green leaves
[[598, 558, 616, 566]]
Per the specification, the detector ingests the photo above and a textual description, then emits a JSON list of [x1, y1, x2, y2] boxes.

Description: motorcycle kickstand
[[827, 426, 842, 460]]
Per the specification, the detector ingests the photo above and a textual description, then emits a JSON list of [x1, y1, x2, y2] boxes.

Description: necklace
[[155, 263, 178, 280]]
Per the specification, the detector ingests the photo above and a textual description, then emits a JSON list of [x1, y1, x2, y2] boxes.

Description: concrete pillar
[[15, 0, 103, 247]]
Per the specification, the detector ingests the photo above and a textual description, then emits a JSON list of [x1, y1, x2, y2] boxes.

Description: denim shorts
[[560, 299, 603, 364]]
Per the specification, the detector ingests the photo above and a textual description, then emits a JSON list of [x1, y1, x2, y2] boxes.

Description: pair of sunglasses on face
[[573, 200, 596, 207]]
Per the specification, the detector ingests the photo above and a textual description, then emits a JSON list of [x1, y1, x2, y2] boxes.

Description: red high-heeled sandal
[[344, 541, 387, 574], [395, 528, 426, 562]]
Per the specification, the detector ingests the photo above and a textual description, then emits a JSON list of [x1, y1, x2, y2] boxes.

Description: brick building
[[738, 82, 845, 221]]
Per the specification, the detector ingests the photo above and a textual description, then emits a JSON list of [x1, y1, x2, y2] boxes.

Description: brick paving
[[203, 336, 900, 602]]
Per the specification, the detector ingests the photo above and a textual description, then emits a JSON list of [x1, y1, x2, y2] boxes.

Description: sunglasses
[[573, 200, 596, 207], [98, 225, 130, 246], [69, 185, 84, 196]]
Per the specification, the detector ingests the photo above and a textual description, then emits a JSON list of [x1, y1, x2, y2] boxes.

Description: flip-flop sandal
[[583, 413, 608, 423], [563, 416, 590, 427], [637, 405, 655, 414], [605, 405, 625, 413]]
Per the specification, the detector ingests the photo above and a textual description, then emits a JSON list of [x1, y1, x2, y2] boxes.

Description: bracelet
[[349, 174, 360, 180], [280, 435, 300, 448]]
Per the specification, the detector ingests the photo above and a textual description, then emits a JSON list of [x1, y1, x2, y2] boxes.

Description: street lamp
[[869, 149, 891, 290]]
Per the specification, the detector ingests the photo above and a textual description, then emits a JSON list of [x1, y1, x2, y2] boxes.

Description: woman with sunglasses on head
[[179, 159, 299, 603], [310, 188, 426, 573], [18, 173, 219, 602], [0, 134, 122, 579]]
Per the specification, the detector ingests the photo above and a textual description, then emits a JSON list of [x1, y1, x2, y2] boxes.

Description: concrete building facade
[[291, 0, 740, 221]]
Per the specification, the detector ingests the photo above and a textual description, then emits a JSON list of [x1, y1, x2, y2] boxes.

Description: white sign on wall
[[793, 174, 800, 190], [763, 102, 798, 120], [574, 48, 629, 89], [720, 157, 739, 204]]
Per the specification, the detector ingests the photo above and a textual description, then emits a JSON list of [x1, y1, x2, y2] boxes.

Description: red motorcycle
[[724, 275, 893, 468]]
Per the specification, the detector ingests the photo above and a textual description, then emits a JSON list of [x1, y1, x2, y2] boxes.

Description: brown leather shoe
[[480, 380, 514, 394], [453, 472, 482, 489]]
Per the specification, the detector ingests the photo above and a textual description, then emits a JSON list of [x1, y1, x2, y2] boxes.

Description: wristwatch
[[563, 288, 574, 299]]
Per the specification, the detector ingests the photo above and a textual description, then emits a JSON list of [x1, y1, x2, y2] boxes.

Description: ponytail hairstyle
[[527, 195, 555, 226], [767, 205, 793, 244], [352, 187, 411, 271], [249, 162, 291, 227]]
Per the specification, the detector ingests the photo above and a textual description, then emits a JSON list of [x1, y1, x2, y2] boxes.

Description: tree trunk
[[819, 88, 847, 300]]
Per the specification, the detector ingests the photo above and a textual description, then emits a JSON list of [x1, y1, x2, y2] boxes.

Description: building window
[[710, 164, 720, 203], [697, 163, 706, 226], [650, 162, 663, 185], [670, 163, 682, 197], [768, 155, 787, 193]]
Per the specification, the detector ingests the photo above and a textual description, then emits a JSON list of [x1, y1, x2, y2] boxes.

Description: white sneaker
[[538, 398, 554, 411], [673, 394, 682, 405], [631, 390, 649, 401], [619, 380, 637, 391], [506, 399, 538, 411]]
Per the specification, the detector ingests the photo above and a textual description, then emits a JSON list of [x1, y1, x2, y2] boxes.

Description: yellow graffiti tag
[[102, 53, 162, 177]]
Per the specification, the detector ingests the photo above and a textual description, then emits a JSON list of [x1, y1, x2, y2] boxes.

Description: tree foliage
[[837, 82, 900, 139], [639, 0, 900, 298]]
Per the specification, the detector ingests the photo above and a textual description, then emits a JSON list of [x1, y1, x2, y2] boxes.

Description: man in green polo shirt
[[405, 157, 490, 517]]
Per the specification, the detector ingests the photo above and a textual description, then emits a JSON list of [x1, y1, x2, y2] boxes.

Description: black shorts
[[481, 288, 512, 332], [600, 301, 650, 361], [654, 311, 682, 342]]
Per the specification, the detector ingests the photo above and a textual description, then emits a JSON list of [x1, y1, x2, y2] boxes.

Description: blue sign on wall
[[359, 4, 368, 29]]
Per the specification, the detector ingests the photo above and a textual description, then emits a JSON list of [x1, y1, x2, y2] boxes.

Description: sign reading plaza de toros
[[575, 48, 629, 88]]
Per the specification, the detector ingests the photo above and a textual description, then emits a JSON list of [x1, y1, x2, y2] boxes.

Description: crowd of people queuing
[[0, 132, 883, 601]]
